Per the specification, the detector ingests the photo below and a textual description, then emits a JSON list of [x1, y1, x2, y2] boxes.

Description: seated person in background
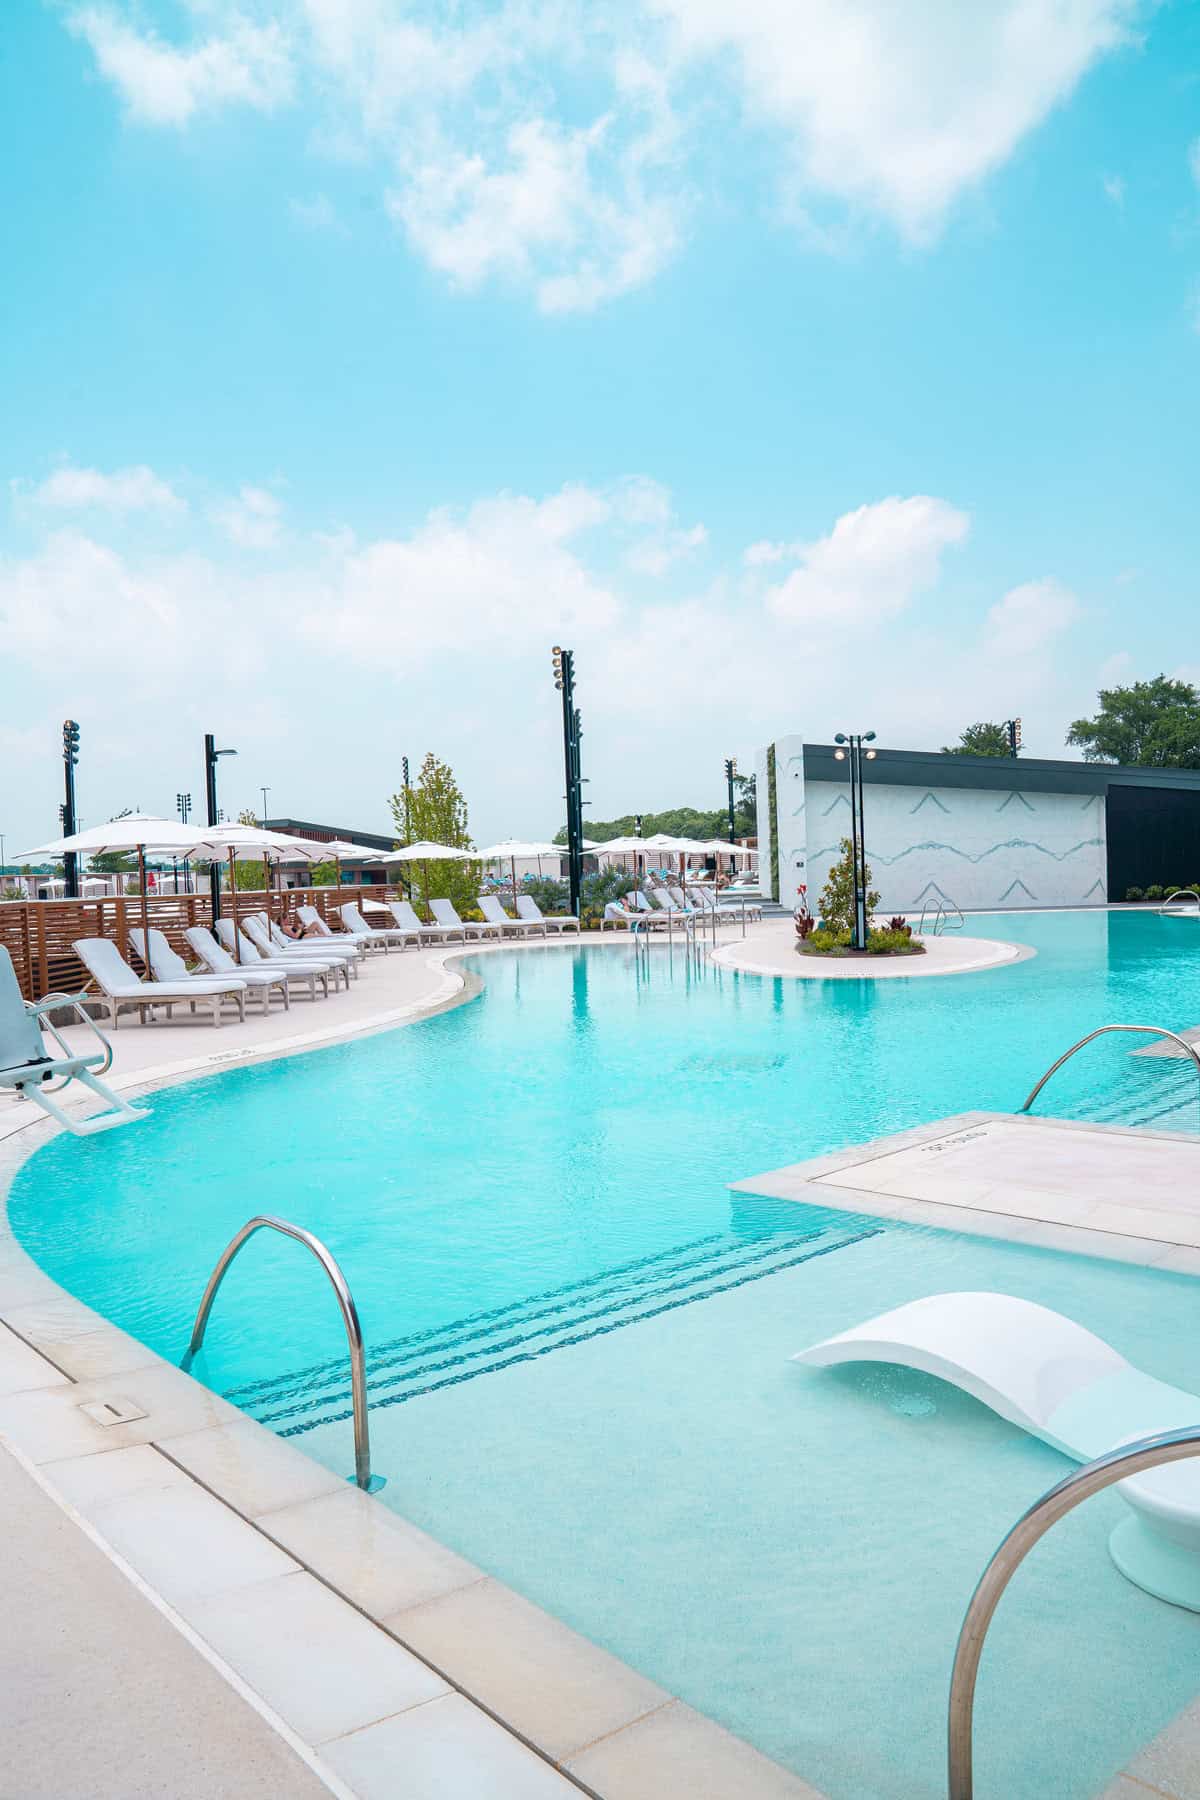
[[279, 911, 320, 940]]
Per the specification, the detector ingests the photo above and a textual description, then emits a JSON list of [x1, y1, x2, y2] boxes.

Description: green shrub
[[818, 838, 880, 935], [805, 927, 852, 954], [1125, 887, 1144, 902], [865, 927, 926, 955], [1146, 885, 1165, 901]]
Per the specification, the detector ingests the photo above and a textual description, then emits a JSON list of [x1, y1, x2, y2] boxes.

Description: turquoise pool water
[[9, 909, 1200, 1797]]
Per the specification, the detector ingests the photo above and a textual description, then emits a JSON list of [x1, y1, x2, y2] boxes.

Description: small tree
[[942, 722, 1012, 757], [389, 753, 478, 914], [818, 837, 880, 936]]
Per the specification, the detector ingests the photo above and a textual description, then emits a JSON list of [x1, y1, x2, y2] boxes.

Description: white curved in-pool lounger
[[132, 928, 289, 1017], [431, 899, 499, 941], [213, 921, 338, 997], [337, 903, 410, 952], [0, 946, 148, 1135], [796, 1292, 1200, 1610], [516, 895, 580, 935], [477, 895, 540, 937], [74, 938, 247, 1028], [387, 900, 459, 945]]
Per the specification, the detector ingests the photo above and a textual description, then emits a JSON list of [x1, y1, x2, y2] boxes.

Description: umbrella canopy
[[373, 841, 475, 862], [17, 814, 216, 979], [476, 840, 562, 860], [593, 835, 648, 856], [18, 814, 206, 860], [696, 839, 759, 859], [185, 825, 320, 960]]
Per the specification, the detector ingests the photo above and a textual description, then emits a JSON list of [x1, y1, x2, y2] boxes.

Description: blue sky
[[2, 0, 1199, 850]]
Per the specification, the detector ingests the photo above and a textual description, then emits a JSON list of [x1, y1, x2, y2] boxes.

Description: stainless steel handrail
[[1021, 1022, 1200, 1113], [948, 1425, 1200, 1798], [1160, 889, 1200, 917], [918, 900, 963, 936], [185, 1215, 374, 1491]]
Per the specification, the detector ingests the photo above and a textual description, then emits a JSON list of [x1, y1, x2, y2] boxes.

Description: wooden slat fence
[[0, 886, 395, 1001]]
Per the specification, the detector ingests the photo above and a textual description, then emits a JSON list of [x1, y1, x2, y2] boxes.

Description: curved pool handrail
[[1160, 889, 1200, 917], [185, 1214, 373, 1491], [948, 1424, 1200, 1799], [1020, 1023, 1200, 1114]]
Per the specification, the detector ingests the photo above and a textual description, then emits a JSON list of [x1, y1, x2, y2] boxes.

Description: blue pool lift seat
[[0, 946, 148, 1136]]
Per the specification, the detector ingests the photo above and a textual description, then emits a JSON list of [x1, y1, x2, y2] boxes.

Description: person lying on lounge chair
[[279, 912, 322, 940]]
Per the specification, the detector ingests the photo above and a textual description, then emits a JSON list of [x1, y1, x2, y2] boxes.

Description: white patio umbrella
[[373, 841, 477, 917], [476, 840, 562, 906], [17, 814, 214, 976], [187, 825, 323, 960]]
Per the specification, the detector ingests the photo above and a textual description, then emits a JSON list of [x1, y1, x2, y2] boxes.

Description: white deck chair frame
[[73, 938, 246, 1029], [132, 928, 289, 1017], [212, 921, 336, 998], [515, 895, 580, 934], [476, 896, 538, 938], [0, 948, 148, 1136]]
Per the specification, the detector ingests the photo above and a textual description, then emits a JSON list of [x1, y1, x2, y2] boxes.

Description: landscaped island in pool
[[10, 910, 1200, 1798]]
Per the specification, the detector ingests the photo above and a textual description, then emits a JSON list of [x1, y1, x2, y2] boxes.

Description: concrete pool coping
[[0, 931, 824, 1800], [3, 927, 1198, 1799], [712, 922, 1033, 980]]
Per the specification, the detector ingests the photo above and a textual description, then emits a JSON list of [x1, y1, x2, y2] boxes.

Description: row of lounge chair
[[602, 885, 762, 930]]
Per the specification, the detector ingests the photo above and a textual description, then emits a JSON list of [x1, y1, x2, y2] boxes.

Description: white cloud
[[288, 193, 345, 233], [653, 0, 1139, 239], [23, 463, 184, 513], [1102, 173, 1126, 206], [765, 495, 969, 624], [213, 486, 284, 549], [983, 577, 1081, 656], [305, 484, 620, 659], [1189, 137, 1200, 187], [68, 7, 293, 126]]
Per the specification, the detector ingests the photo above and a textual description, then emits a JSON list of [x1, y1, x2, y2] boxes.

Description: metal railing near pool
[[1020, 1022, 1200, 1115], [947, 1424, 1200, 1798], [1159, 889, 1200, 917], [917, 899, 964, 936], [184, 1214, 379, 1492]]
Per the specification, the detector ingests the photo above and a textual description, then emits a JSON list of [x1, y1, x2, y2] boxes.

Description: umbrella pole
[[229, 850, 241, 961], [511, 856, 516, 916], [138, 845, 150, 974], [423, 860, 430, 920], [263, 853, 273, 926]]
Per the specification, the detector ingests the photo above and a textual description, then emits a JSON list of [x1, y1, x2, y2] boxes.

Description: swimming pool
[[9, 910, 1200, 1796]]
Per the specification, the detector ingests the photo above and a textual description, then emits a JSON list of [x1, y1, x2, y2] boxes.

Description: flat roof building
[[755, 739, 1200, 913]]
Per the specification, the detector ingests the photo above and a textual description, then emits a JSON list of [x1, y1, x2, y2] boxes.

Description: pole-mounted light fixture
[[833, 730, 876, 949], [551, 647, 583, 917], [204, 735, 238, 922]]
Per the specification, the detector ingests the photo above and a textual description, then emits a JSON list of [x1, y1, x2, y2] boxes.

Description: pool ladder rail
[[183, 1215, 382, 1493], [916, 898, 964, 936], [948, 1425, 1200, 1798], [1020, 1022, 1200, 1115], [1159, 889, 1200, 917]]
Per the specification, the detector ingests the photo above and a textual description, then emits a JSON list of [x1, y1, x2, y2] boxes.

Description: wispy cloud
[[21, 463, 184, 513], [213, 485, 284, 549], [68, 7, 292, 126]]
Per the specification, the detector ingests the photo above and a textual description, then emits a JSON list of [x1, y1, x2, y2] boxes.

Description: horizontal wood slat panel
[[0, 887, 392, 1000]]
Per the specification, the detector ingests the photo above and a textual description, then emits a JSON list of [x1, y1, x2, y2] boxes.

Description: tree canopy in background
[[1066, 675, 1200, 767], [554, 774, 757, 845], [941, 722, 1012, 757], [388, 753, 477, 910]]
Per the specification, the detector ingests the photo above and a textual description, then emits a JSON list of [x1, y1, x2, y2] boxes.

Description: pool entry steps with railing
[[221, 1214, 883, 1438]]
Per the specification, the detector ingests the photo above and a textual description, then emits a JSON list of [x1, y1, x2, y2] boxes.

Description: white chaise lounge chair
[[133, 928, 289, 1016], [186, 926, 331, 1003], [214, 920, 338, 996], [477, 895, 539, 938], [0, 946, 148, 1135], [431, 899, 498, 941], [74, 937, 247, 1028], [241, 914, 352, 987], [287, 910, 367, 967], [265, 915, 362, 975], [336, 903, 410, 952], [387, 900, 459, 945], [796, 1291, 1200, 1611], [516, 895, 580, 934]]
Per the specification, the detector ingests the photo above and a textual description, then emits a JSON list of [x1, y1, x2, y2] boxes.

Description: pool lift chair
[[0, 946, 147, 1136]]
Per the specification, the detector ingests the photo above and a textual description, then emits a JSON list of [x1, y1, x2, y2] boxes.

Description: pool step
[[223, 1217, 882, 1439]]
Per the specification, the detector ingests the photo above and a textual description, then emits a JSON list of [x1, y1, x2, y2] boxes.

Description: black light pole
[[401, 755, 411, 842], [1004, 717, 1022, 758], [552, 647, 584, 919], [204, 735, 237, 921], [61, 719, 80, 898], [724, 756, 737, 846], [177, 792, 192, 893], [833, 731, 877, 950]]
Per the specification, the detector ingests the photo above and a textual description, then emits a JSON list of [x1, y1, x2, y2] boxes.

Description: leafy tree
[[554, 785, 758, 846], [942, 722, 1012, 757], [818, 837, 880, 936], [1066, 675, 1200, 767], [387, 753, 477, 913], [88, 849, 138, 874], [224, 806, 269, 892]]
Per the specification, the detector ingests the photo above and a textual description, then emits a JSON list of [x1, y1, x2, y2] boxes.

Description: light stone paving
[[0, 928, 825, 1800], [711, 918, 1031, 980]]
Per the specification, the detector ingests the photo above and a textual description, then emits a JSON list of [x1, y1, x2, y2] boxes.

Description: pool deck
[[712, 919, 1031, 978], [2, 928, 1199, 1798]]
